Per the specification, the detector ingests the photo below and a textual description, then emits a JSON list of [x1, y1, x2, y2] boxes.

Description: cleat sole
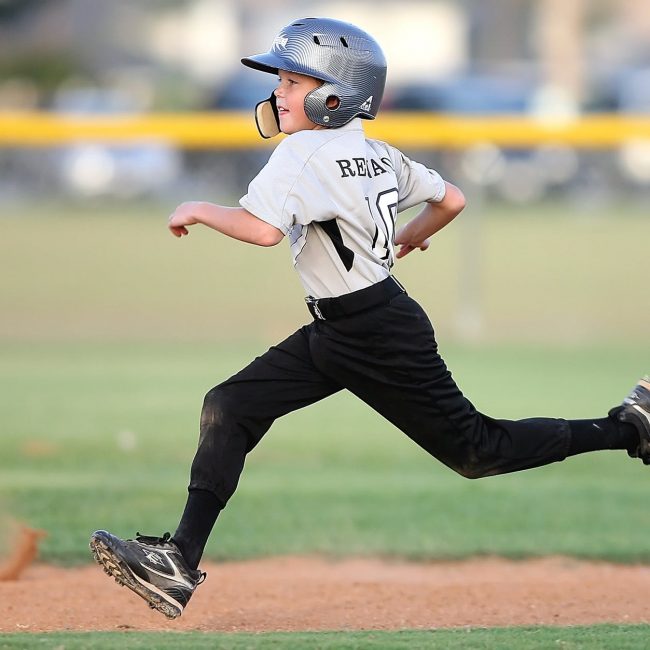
[[89, 535, 181, 620]]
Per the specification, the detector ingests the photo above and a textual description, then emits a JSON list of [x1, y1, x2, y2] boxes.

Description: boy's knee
[[445, 450, 492, 480], [201, 386, 232, 430], [453, 462, 486, 480]]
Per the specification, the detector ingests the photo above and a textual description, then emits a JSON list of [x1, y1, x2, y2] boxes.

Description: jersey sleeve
[[239, 135, 337, 234], [385, 145, 447, 212]]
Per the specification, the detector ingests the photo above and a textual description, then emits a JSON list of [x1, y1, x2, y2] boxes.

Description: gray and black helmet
[[241, 17, 387, 138]]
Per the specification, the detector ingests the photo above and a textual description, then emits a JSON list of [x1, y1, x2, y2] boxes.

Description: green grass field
[[2, 339, 648, 565], [1, 199, 648, 646], [2, 625, 650, 649]]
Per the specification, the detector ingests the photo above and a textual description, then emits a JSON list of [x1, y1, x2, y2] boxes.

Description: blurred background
[[1, 0, 648, 344], [1, 0, 650, 202]]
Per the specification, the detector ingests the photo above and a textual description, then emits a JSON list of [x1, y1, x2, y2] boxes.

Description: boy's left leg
[[310, 294, 643, 478], [609, 377, 650, 462]]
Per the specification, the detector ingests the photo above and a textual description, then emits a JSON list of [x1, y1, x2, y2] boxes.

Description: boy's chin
[[281, 125, 323, 135]]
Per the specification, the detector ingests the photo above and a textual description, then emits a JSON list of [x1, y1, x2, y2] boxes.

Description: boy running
[[90, 17, 650, 619]]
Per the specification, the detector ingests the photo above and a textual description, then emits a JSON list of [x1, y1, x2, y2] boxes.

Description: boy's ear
[[255, 94, 281, 138]]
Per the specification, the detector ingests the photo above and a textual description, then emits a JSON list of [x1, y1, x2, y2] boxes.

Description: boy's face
[[274, 70, 324, 134]]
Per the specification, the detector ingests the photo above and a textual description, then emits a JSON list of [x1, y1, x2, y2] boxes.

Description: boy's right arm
[[168, 201, 284, 247]]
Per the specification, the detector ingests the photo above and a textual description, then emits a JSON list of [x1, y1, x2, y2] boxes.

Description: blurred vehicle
[[611, 67, 650, 186], [386, 74, 535, 114], [53, 87, 182, 198], [182, 70, 279, 198], [384, 74, 582, 203], [585, 65, 650, 190], [209, 70, 277, 111]]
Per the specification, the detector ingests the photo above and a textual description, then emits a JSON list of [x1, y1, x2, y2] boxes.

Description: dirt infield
[[2, 556, 650, 632]]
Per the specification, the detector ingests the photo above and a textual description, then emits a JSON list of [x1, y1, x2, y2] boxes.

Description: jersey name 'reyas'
[[336, 157, 391, 178]]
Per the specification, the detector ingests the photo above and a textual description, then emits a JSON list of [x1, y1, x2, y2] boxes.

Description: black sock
[[172, 488, 223, 570], [567, 416, 638, 457]]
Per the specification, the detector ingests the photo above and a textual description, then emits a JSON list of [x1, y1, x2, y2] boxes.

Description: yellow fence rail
[[1, 110, 649, 149]]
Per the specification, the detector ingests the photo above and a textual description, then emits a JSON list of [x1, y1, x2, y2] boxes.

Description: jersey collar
[[340, 118, 364, 132]]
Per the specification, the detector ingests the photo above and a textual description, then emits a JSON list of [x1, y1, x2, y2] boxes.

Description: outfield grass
[[1, 199, 648, 344], [1, 340, 648, 564], [1, 202, 649, 564], [2, 625, 650, 649], [0, 201, 648, 644]]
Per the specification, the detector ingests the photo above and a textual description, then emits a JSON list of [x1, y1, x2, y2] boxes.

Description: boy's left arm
[[394, 182, 465, 259]]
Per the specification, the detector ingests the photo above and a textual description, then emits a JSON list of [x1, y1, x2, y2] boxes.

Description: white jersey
[[240, 118, 446, 298]]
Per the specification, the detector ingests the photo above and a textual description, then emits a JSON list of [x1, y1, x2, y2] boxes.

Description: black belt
[[305, 276, 406, 321]]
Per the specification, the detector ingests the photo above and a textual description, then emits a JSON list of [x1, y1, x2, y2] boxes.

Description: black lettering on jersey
[[380, 156, 393, 170], [336, 159, 355, 177], [353, 157, 368, 176], [337, 157, 388, 179], [316, 219, 354, 271], [370, 158, 387, 176]]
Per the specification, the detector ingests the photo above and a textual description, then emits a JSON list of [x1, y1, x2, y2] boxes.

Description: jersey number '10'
[[367, 187, 399, 269]]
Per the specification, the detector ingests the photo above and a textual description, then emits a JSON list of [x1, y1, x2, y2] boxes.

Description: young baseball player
[[90, 17, 650, 619]]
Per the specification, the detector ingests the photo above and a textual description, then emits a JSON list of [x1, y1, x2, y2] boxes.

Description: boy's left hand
[[395, 236, 430, 259]]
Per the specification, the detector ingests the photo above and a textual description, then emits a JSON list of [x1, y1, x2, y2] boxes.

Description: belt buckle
[[306, 296, 325, 320]]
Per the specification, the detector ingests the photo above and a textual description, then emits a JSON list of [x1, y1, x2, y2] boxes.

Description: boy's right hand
[[168, 202, 201, 237]]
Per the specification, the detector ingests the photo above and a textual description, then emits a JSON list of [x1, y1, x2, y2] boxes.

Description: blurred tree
[[0, 0, 49, 22], [0, 53, 86, 102]]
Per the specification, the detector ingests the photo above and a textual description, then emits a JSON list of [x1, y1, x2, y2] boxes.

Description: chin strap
[[254, 93, 281, 138]]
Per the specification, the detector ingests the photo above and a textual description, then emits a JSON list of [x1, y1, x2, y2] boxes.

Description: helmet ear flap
[[254, 93, 280, 138], [304, 83, 345, 127]]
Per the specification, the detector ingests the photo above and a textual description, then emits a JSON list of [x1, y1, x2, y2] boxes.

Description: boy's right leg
[[91, 324, 340, 616]]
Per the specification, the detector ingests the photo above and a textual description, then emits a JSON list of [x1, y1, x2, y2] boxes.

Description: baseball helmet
[[241, 17, 387, 138]]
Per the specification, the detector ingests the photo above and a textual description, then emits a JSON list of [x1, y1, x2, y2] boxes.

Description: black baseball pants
[[187, 290, 571, 507]]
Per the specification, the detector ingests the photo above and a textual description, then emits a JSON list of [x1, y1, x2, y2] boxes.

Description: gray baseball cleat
[[610, 377, 650, 464], [90, 530, 205, 619]]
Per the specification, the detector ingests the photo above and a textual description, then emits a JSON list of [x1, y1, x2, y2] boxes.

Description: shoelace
[[134, 531, 173, 545], [132, 531, 207, 582]]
